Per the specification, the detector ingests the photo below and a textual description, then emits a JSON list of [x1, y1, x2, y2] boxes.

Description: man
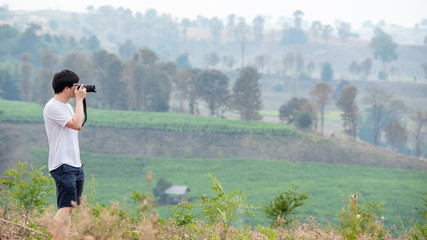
[[43, 69, 87, 238]]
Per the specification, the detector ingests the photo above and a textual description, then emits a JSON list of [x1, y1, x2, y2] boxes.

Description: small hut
[[164, 186, 190, 205]]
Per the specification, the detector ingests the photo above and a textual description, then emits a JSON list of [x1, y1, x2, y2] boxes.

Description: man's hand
[[75, 84, 87, 101]]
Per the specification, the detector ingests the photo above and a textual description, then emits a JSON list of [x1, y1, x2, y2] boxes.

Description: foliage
[[336, 85, 358, 138], [196, 69, 230, 117], [362, 86, 406, 146], [384, 120, 407, 151], [370, 28, 398, 71], [0, 161, 54, 214], [232, 66, 263, 121], [153, 178, 172, 205], [198, 174, 256, 239], [321, 62, 334, 82], [296, 112, 313, 129], [310, 82, 333, 135], [337, 194, 392, 240], [263, 185, 311, 226], [408, 193, 427, 240], [279, 97, 309, 124], [170, 200, 195, 226]]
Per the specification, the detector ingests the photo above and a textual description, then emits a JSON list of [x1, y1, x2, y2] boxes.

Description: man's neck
[[54, 93, 70, 103]]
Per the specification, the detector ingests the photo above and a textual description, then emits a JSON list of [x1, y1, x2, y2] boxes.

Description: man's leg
[[52, 207, 73, 239]]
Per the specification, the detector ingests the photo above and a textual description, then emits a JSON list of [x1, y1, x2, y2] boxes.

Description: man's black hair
[[52, 69, 80, 94]]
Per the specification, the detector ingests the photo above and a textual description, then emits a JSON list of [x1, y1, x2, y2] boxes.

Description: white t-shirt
[[43, 98, 82, 171]]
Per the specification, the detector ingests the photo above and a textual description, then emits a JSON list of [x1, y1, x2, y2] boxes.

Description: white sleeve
[[46, 104, 73, 127]]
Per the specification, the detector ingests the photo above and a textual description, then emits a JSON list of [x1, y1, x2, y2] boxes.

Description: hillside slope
[[1, 122, 426, 173]]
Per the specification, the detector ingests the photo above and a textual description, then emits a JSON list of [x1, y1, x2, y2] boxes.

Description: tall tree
[[310, 82, 333, 135], [321, 62, 333, 82], [92, 50, 123, 109], [310, 21, 322, 39], [196, 69, 230, 116], [19, 53, 33, 101], [410, 110, 427, 158], [292, 10, 304, 29], [142, 67, 172, 112], [336, 85, 358, 138], [384, 120, 407, 151], [369, 28, 398, 72], [322, 25, 333, 43], [252, 16, 265, 42], [118, 39, 137, 61], [362, 86, 405, 146], [36, 49, 58, 104], [232, 67, 263, 121], [208, 17, 223, 42]]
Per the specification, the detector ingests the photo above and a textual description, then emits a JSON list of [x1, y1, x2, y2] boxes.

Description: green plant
[[263, 185, 310, 226], [199, 173, 256, 240], [409, 193, 427, 239], [0, 161, 54, 215], [87, 174, 105, 217], [337, 194, 391, 240], [170, 200, 195, 226]]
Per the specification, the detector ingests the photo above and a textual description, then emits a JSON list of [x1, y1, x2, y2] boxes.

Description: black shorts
[[50, 164, 84, 209]]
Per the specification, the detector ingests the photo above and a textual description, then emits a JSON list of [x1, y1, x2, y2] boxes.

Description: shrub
[[0, 161, 54, 216], [263, 185, 310, 226], [337, 194, 393, 239]]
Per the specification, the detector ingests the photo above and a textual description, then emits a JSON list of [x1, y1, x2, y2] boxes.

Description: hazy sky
[[2, 0, 426, 28]]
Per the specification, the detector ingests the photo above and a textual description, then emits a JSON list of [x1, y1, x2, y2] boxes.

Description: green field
[[0, 100, 295, 136], [29, 148, 426, 232]]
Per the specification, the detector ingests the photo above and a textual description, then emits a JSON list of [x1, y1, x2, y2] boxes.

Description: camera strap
[[82, 98, 88, 127]]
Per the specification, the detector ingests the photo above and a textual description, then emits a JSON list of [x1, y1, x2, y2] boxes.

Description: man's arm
[[66, 85, 86, 130]]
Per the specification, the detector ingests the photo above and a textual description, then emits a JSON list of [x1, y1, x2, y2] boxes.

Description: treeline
[[0, 40, 265, 121]]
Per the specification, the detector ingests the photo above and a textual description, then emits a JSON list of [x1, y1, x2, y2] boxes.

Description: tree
[[322, 25, 333, 43], [36, 49, 58, 104], [196, 69, 230, 116], [173, 69, 194, 112], [232, 67, 263, 121], [336, 85, 358, 138], [62, 52, 94, 83], [279, 97, 309, 124], [360, 58, 372, 79], [92, 50, 123, 109], [292, 10, 304, 29], [1, 68, 20, 100], [152, 178, 172, 205], [263, 185, 310, 226], [362, 86, 406, 146], [310, 21, 322, 39], [410, 110, 427, 158], [252, 16, 265, 42], [310, 82, 333, 135], [384, 120, 407, 151], [118, 39, 137, 61], [321, 62, 334, 82], [208, 17, 223, 42], [369, 28, 398, 72], [175, 53, 192, 70], [142, 67, 172, 112], [19, 53, 33, 102], [139, 47, 158, 66], [204, 52, 220, 68]]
